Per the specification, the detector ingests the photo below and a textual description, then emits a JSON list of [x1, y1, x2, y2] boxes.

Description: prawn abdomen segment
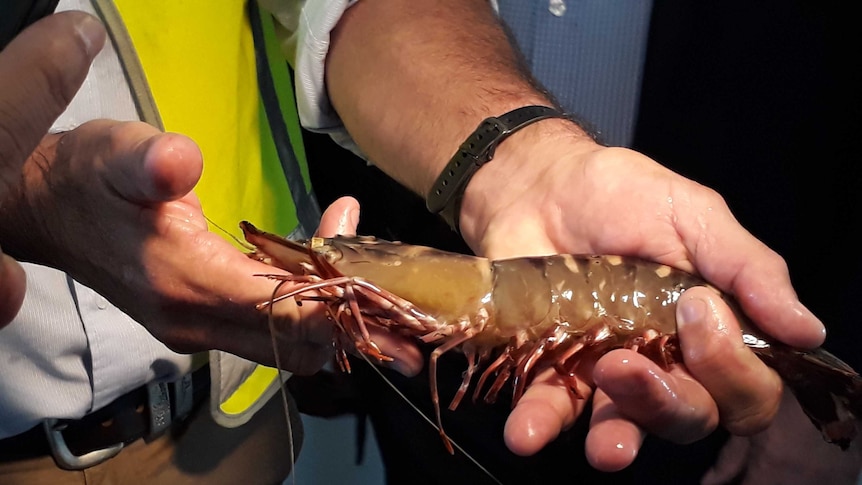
[[491, 254, 698, 339]]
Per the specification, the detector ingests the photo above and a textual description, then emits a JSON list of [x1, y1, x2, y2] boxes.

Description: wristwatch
[[426, 105, 567, 232]]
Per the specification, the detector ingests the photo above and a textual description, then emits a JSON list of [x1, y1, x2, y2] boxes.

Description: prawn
[[240, 221, 862, 454]]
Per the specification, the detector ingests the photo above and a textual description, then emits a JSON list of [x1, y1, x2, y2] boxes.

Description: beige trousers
[[0, 393, 302, 485]]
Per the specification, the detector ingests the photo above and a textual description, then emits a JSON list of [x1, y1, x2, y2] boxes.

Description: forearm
[[326, 0, 591, 205]]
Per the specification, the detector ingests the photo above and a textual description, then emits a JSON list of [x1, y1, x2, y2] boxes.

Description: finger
[[135, 132, 203, 202], [677, 191, 825, 348], [317, 196, 360, 237], [710, 246, 823, 348], [0, 12, 105, 192], [735, 258, 825, 348], [593, 349, 718, 443], [57, 120, 203, 203], [585, 388, 646, 472], [676, 286, 783, 435], [503, 368, 590, 456], [0, 252, 26, 327], [366, 325, 424, 377], [164, 304, 334, 374]]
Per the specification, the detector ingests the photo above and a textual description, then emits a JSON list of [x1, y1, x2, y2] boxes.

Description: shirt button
[[549, 0, 566, 17], [96, 297, 108, 310]]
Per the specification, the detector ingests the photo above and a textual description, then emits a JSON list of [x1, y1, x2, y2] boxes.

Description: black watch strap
[[426, 105, 567, 233]]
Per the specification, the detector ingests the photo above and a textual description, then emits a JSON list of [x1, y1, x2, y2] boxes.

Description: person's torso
[[0, 0, 307, 437]]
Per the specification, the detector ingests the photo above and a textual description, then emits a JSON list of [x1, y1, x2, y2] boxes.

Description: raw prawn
[[240, 221, 862, 453]]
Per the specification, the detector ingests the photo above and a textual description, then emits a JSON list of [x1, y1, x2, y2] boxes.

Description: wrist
[[456, 118, 598, 250], [414, 95, 558, 195], [425, 105, 571, 232]]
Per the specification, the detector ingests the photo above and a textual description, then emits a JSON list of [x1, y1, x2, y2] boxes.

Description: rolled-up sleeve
[[261, 1, 500, 161], [260, 0, 364, 157]]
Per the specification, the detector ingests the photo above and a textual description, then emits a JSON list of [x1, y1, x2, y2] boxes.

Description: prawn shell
[[240, 222, 862, 450]]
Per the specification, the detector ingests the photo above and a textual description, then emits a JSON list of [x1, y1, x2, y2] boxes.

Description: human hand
[[456, 120, 825, 470], [0, 118, 421, 375], [311, 196, 424, 377], [0, 11, 105, 327]]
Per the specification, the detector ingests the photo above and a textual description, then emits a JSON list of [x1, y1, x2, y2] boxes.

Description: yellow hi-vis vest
[[93, 0, 318, 426]]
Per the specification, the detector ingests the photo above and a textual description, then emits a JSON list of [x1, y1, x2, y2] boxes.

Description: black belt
[[0, 364, 209, 470]]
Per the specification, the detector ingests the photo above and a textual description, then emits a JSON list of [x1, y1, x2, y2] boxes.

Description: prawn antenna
[[204, 215, 256, 251], [265, 281, 299, 485], [355, 352, 503, 485]]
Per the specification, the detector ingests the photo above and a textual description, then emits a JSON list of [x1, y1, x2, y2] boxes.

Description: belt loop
[[42, 419, 124, 470], [146, 381, 172, 439], [171, 372, 195, 420]]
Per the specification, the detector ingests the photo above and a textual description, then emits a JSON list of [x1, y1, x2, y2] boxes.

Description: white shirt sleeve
[[263, 1, 499, 161], [262, 0, 366, 159]]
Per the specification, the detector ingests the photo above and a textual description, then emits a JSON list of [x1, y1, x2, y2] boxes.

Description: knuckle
[[721, 375, 783, 435], [723, 403, 777, 435]]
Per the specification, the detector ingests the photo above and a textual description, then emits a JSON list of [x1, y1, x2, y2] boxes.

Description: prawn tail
[[754, 344, 862, 450]]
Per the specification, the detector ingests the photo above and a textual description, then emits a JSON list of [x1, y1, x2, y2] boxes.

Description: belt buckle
[[42, 419, 123, 471]]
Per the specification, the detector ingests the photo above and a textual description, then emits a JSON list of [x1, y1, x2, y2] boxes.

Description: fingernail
[[336, 206, 360, 236], [74, 14, 106, 58], [677, 296, 707, 332], [677, 296, 723, 363]]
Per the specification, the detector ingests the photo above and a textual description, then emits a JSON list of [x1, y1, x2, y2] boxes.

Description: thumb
[[128, 131, 204, 203], [317, 196, 360, 237], [676, 286, 782, 435], [0, 11, 105, 194], [58, 120, 203, 204]]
